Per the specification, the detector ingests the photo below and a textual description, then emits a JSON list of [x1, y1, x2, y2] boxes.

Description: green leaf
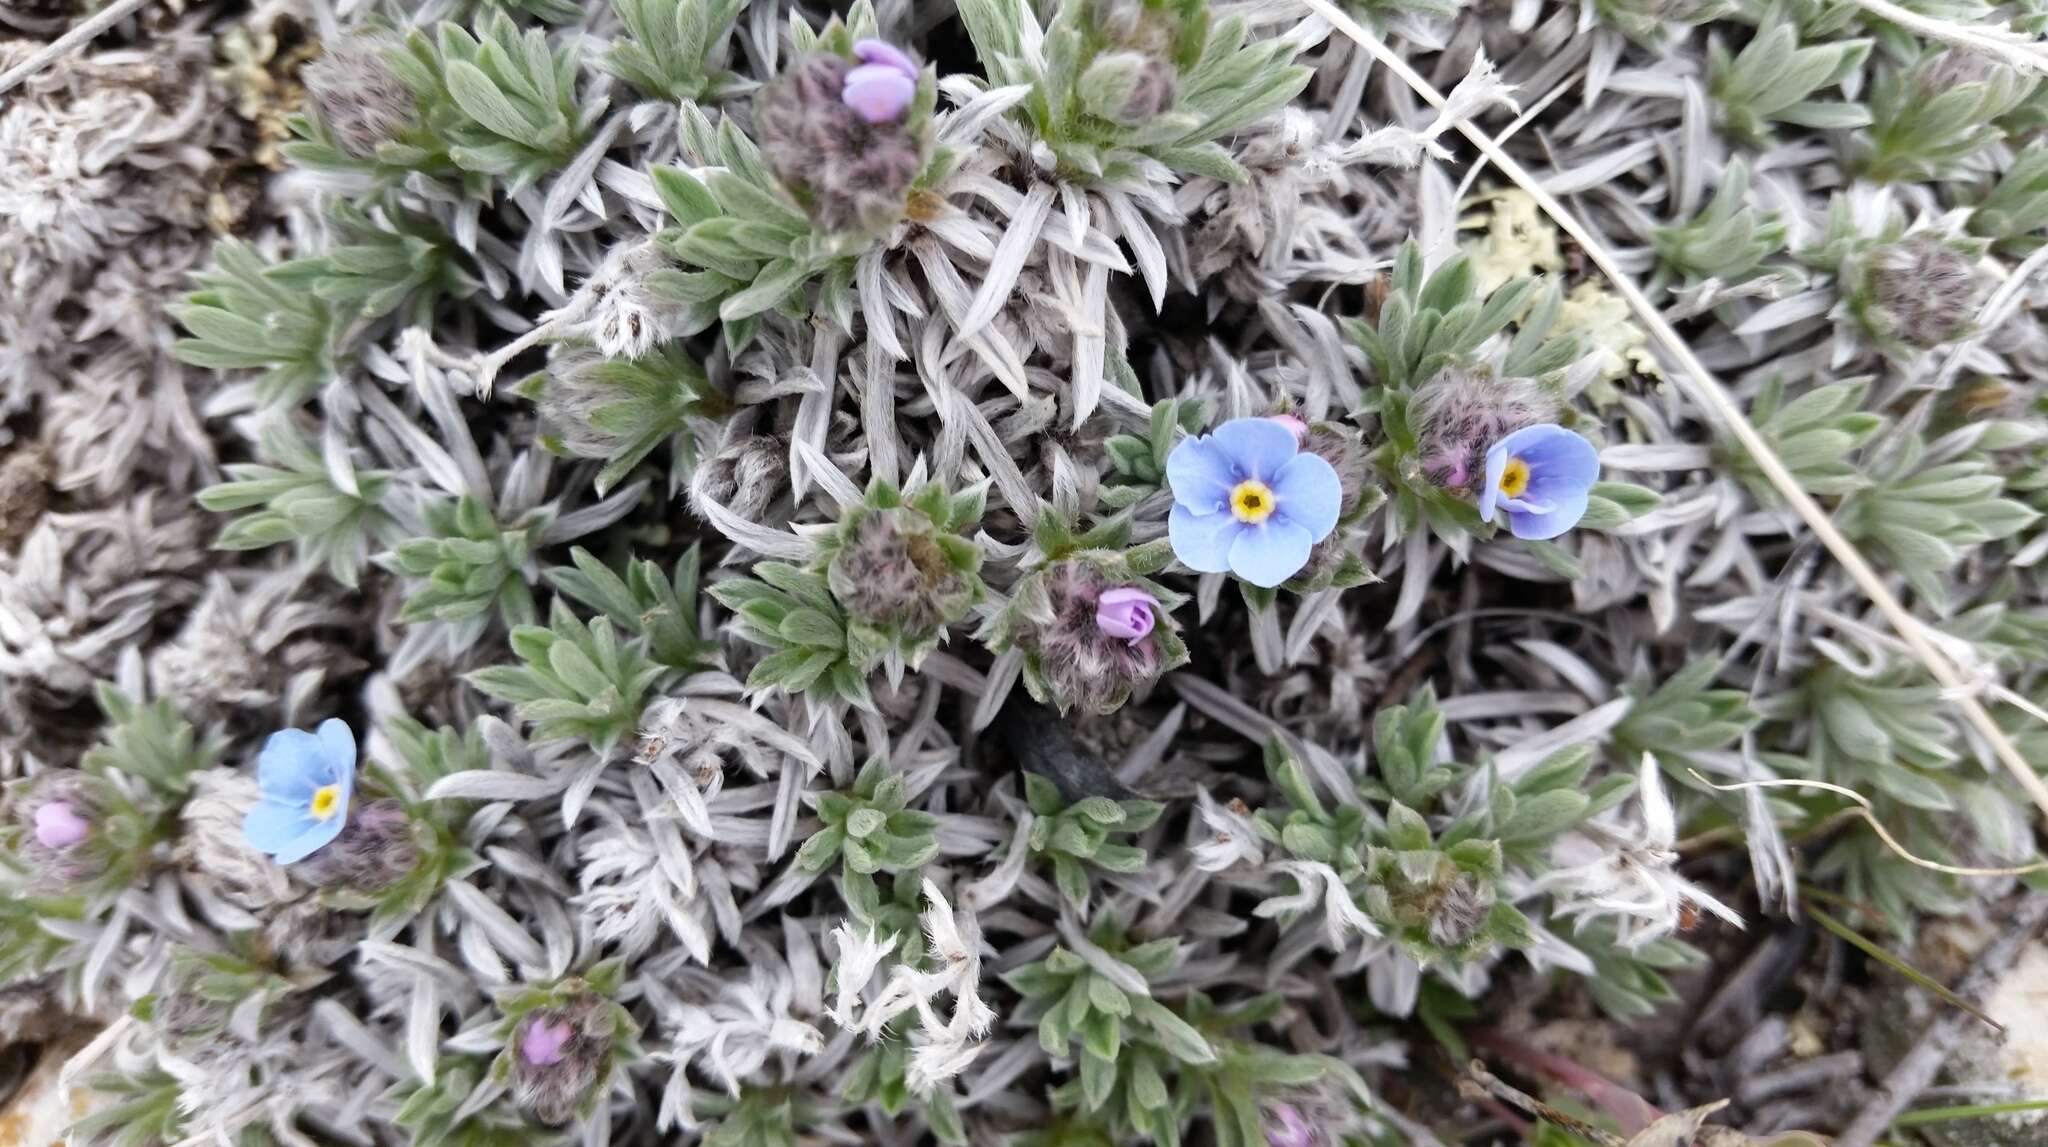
[[1132, 997, 1215, 1065], [1498, 788, 1589, 842]]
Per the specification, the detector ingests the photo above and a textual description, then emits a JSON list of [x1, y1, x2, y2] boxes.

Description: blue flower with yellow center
[[243, 718, 357, 864], [1166, 418, 1343, 587], [1479, 423, 1600, 540]]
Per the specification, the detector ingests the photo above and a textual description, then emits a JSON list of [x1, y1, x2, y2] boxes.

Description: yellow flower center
[[310, 784, 342, 821], [1499, 457, 1531, 498], [1230, 480, 1276, 524]]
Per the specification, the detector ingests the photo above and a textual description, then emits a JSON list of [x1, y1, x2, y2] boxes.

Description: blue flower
[[244, 718, 357, 864], [1478, 423, 1600, 540], [1167, 418, 1343, 588]]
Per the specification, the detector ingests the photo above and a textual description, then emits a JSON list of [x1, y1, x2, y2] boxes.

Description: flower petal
[[256, 730, 325, 803], [1168, 505, 1242, 573], [315, 718, 357, 783], [1479, 439, 1509, 523], [1210, 417, 1300, 482], [1227, 520, 1314, 587], [1499, 423, 1599, 491], [1507, 488, 1591, 540], [271, 815, 348, 865], [1271, 453, 1342, 541], [244, 800, 318, 855], [854, 39, 920, 80], [843, 66, 916, 124], [1165, 436, 1237, 513]]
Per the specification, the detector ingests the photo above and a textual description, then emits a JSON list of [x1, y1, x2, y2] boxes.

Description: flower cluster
[[1167, 410, 1603, 583], [24, 0, 2048, 1145]]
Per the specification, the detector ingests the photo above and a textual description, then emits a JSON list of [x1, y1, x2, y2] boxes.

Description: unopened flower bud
[[844, 39, 919, 124], [33, 801, 89, 848], [1368, 852, 1497, 956], [302, 37, 416, 160], [293, 799, 421, 895], [755, 51, 924, 232], [1014, 562, 1168, 715], [1423, 869, 1496, 951], [11, 775, 106, 888], [511, 996, 613, 1125], [827, 507, 975, 635], [1265, 1104, 1319, 1147], [1094, 587, 1157, 644], [1408, 367, 1556, 494], [1865, 234, 1981, 349], [521, 1017, 574, 1065]]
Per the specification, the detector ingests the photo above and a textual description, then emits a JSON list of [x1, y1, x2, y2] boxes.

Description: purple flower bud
[[1266, 1104, 1319, 1147], [755, 51, 926, 232], [1094, 587, 1157, 644], [854, 38, 919, 78], [521, 1017, 574, 1066], [1267, 413, 1308, 442], [510, 996, 615, 1125], [33, 801, 89, 848], [1013, 561, 1172, 714], [843, 65, 917, 124], [844, 42, 920, 125], [12, 775, 107, 888]]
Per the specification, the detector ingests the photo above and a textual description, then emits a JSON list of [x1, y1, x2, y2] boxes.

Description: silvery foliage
[[2, 0, 2047, 1142]]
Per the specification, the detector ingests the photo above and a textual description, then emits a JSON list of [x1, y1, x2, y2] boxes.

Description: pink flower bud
[[1267, 413, 1308, 442], [1095, 587, 1158, 644], [520, 1017, 573, 1066], [33, 801, 89, 849]]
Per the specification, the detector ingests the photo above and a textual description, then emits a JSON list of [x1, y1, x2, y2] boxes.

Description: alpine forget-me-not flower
[[244, 718, 357, 864], [1478, 423, 1600, 541], [1167, 417, 1342, 587]]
